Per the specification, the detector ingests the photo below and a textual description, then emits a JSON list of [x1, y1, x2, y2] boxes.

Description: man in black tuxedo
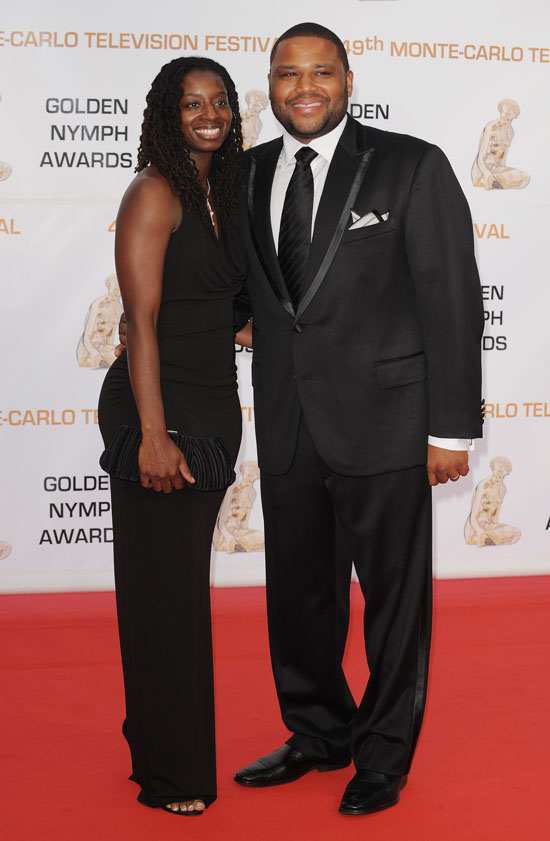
[[233, 22, 484, 815]]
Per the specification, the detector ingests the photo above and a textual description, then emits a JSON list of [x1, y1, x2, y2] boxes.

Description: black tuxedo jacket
[[237, 115, 484, 476]]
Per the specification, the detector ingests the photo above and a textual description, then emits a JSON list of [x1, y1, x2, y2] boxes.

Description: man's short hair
[[270, 22, 350, 72]]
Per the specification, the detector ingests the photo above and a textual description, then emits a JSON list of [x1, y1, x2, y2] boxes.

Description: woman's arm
[[115, 170, 195, 493]]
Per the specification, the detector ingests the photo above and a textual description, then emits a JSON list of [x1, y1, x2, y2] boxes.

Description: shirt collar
[[279, 115, 348, 170]]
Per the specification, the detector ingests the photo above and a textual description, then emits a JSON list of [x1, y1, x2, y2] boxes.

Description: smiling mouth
[[290, 101, 325, 111], [194, 127, 223, 137]]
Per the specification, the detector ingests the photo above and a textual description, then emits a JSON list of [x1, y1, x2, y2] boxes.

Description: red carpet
[[1, 577, 549, 841]]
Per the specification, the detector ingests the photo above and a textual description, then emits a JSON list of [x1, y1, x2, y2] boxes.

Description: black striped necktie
[[277, 146, 319, 307]]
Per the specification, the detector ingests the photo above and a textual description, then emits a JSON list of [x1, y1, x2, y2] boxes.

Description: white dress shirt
[[270, 117, 472, 453], [270, 118, 347, 246]]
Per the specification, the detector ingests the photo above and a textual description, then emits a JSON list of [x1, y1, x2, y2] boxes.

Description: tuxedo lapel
[[295, 117, 375, 321], [248, 139, 295, 317]]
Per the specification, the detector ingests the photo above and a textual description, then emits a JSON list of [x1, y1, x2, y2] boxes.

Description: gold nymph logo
[[464, 456, 521, 547], [472, 99, 530, 190], [240, 90, 269, 151], [77, 274, 123, 370], [213, 460, 264, 553]]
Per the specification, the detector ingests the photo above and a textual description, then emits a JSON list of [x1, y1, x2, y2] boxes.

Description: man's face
[[268, 36, 353, 142]]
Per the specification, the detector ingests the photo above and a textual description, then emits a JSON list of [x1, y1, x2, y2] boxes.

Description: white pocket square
[[349, 210, 390, 230]]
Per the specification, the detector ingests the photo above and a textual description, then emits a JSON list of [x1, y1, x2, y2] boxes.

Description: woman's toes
[[164, 799, 204, 814]]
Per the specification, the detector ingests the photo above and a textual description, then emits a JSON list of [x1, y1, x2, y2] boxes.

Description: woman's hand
[[235, 321, 252, 348], [138, 433, 195, 493]]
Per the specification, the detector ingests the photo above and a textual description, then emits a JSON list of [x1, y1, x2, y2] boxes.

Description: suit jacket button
[[294, 323, 303, 333]]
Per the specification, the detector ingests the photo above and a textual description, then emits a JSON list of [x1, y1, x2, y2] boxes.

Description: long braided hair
[[136, 56, 244, 225]]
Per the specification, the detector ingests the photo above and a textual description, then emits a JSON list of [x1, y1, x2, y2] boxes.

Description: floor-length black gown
[[98, 200, 245, 808]]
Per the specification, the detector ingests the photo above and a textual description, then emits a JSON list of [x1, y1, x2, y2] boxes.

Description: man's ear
[[346, 71, 354, 98]]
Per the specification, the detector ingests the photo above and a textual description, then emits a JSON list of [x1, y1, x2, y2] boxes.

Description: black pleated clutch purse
[[99, 424, 235, 491]]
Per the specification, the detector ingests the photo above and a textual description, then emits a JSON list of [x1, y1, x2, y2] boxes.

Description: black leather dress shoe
[[338, 770, 408, 815], [234, 744, 351, 787]]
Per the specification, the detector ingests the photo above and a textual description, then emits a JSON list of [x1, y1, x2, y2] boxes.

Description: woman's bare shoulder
[[122, 165, 175, 202], [118, 166, 180, 228]]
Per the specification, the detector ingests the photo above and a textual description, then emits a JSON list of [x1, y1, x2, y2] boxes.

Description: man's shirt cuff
[[428, 436, 474, 451]]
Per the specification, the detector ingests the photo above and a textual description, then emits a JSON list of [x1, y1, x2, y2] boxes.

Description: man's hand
[[114, 311, 127, 358], [427, 445, 469, 487]]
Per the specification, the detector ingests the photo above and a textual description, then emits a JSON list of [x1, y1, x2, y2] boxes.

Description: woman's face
[[179, 70, 233, 157]]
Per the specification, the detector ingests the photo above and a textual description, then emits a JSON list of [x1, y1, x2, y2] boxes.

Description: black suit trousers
[[260, 418, 432, 776]]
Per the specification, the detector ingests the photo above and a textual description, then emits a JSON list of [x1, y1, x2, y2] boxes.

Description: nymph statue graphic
[[240, 90, 269, 151], [214, 460, 265, 553], [472, 99, 530, 190], [77, 274, 123, 369], [464, 456, 521, 547]]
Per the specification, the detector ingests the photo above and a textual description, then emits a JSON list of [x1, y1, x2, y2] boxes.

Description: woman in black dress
[[98, 57, 251, 815]]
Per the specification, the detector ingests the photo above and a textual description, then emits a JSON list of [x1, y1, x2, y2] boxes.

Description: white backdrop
[[1, 0, 549, 591]]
